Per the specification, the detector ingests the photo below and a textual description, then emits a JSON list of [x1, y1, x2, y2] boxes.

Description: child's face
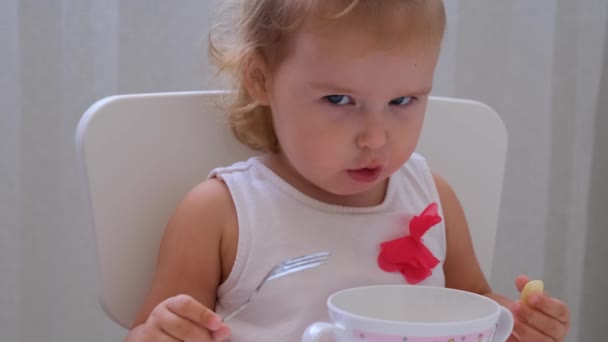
[[265, 21, 441, 199]]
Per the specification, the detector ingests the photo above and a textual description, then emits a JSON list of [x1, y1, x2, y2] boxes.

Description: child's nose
[[356, 117, 387, 150]]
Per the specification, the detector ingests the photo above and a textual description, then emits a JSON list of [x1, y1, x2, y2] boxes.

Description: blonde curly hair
[[209, 0, 446, 153]]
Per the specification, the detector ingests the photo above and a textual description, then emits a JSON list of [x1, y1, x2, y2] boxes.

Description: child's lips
[[347, 167, 382, 182]]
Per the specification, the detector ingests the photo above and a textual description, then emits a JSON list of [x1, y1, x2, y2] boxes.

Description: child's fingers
[[150, 308, 213, 342], [211, 324, 232, 341], [505, 332, 522, 342], [528, 294, 570, 324], [515, 275, 530, 293], [165, 294, 223, 331], [514, 300, 567, 340], [512, 317, 553, 342]]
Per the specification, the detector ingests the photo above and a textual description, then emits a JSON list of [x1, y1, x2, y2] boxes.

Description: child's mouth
[[347, 167, 382, 183]]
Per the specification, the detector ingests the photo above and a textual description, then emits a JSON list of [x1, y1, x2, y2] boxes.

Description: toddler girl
[[126, 1, 570, 341]]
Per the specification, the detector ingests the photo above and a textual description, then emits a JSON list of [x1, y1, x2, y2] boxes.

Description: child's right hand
[[128, 294, 231, 342]]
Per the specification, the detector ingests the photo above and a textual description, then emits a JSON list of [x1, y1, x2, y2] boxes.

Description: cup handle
[[491, 306, 515, 342], [302, 322, 345, 342]]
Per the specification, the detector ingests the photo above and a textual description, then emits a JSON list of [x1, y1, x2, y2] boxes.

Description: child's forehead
[[259, 1, 445, 73], [288, 1, 445, 57], [291, 25, 426, 63], [308, 1, 444, 37], [279, 25, 440, 94], [283, 13, 441, 63]]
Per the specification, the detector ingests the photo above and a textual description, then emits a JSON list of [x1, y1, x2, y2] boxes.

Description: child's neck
[[261, 153, 388, 208]]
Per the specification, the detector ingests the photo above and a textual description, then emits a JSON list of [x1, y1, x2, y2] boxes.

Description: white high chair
[[75, 91, 507, 329]]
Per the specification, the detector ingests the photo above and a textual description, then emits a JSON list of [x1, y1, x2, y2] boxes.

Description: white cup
[[302, 285, 513, 342]]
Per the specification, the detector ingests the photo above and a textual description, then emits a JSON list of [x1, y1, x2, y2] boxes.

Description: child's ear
[[243, 52, 271, 106]]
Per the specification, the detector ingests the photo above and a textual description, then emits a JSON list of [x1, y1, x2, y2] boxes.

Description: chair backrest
[[75, 91, 507, 329]]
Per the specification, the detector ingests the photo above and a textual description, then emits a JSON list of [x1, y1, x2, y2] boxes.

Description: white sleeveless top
[[209, 153, 446, 341]]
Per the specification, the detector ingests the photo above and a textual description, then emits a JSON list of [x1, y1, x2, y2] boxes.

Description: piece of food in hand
[[520, 280, 544, 304]]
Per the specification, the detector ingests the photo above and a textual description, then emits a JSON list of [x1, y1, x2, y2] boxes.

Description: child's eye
[[324, 95, 353, 105], [389, 96, 414, 106]]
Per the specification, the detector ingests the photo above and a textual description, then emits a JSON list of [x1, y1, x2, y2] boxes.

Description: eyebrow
[[309, 81, 356, 95], [309, 81, 433, 97]]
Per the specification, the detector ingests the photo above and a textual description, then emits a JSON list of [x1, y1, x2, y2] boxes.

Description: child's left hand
[[509, 275, 570, 341]]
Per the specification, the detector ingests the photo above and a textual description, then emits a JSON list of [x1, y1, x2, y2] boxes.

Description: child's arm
[[126, 178, 237, 341], [433, 173, 492, 296], [435, 173, 570, 341]]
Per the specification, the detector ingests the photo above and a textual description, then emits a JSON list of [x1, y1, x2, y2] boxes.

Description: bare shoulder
[[131, 178, 238, 326], [432, 172, 452, 199], [162, 178, 237, 262], [177, 177, 236, 227], [432, 172, 467, 221], [432, 172, 463, 218], [432, 172, 490, 294]]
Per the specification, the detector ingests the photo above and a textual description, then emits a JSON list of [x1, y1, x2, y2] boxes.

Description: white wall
[[0, 0, 21, 341], [579, 30, 608, 341], [1, 0, 606, 340]]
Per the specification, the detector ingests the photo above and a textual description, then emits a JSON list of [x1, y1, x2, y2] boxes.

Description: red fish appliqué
[[377, 203, 442, 284]]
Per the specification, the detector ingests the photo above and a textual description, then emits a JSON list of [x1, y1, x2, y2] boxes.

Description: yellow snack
[[520, 280, 544, 304]]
